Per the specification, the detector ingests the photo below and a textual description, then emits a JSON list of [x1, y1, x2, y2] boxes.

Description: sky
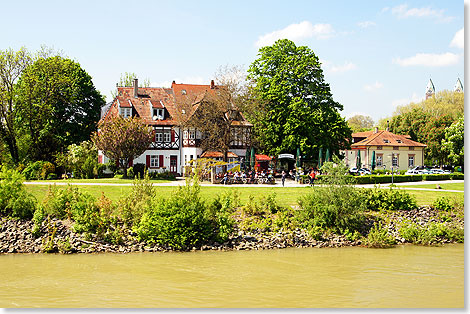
[[1, 0, 465, 123]]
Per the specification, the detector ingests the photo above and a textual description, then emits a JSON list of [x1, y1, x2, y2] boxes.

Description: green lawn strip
[[397, 182, 464, 191], [405, 189, 464, 206], [25, 178, 173, 184]]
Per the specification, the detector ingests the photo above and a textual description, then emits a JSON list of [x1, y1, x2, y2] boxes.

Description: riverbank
[[0, 205, 463, 254]]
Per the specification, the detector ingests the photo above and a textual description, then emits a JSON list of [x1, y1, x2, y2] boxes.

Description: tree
[[442, 116, 464, 168], [347, 115, 374, 133], [0, 48, 32, 163], [91, 115, 154, 177], [110, 72, 151, 98], [16, 56, 105, 162], [246, 39, 351, 158]]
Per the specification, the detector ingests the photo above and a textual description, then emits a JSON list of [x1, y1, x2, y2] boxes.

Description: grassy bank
[[25, 184, 463, 207]]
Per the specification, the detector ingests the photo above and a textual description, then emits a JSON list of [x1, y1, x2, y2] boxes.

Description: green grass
[[25, 183, 463, 208], [399, 182, 464, 191], [26, 178, 173, 184]]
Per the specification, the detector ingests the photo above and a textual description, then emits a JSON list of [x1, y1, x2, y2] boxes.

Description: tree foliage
[[0, 47, 32, 163], [16, 56, 105, 162], [442, 116, 464, 166], [110, 72, 151, 99], [246, 39, 351, 157], [92, 116, 154, 176], [347, 114, 374, 133]]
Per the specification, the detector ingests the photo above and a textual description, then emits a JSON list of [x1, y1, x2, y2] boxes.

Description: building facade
[[98, 79, 252, 175], [342, 128, 426, 171]]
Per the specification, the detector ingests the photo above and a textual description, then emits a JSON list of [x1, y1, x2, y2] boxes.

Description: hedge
[[305, 173, 463, 185]]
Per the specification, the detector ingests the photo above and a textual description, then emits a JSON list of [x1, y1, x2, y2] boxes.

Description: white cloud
[[450, 28, 464, 49], [389, 4, 454, 22], [255, 21, 335, 47], [394, 52, 460, 67], [391, 92, 424, 108], [364, 81, 383, 91], [329, 62, 357, 73], [357, 21, 376, 28]]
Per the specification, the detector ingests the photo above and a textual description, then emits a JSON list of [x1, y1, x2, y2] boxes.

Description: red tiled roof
[[351, 130, 426, 147], [200, 151, 239, 158]]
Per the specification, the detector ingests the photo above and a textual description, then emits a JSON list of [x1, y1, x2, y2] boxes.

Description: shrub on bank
[[365, 221, 396, 248], [358, 188, 418, 211], [0, 167, 37, 219]]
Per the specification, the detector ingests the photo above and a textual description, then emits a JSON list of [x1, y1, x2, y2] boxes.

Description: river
[[0, 244, 463, 308]]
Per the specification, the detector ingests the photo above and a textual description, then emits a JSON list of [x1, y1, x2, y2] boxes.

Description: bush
[[397, 221, 463, 245], [365, 221, 396, 248], [22, 161, 45, 180], [135, 177, 212, 249], [358, 188, 418, 211], [432, 197, 453, 211], [118, 172, 154, 227], [40, 162, 55, 180], [42, 185, 87, 219], [207, 190, 238, 242], [423, 174, 451, 181], [133, 163, 146, 179], [0, 167, 37, 219], [450, 172, 464, 180]]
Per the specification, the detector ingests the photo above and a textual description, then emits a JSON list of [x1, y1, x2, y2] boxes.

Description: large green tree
[[347, 114, 374, 133], [16, 56, 105, 161], [442, 116, 464, 168], [246, 39, 351, 158], [0, 48, 32, 163]]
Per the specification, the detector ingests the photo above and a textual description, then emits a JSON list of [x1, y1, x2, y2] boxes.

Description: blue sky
[[1, 0, 465, 123]]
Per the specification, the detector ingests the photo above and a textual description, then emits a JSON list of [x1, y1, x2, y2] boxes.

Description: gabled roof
[[351, 130, 426, 147], [200, 151, 239, 158]]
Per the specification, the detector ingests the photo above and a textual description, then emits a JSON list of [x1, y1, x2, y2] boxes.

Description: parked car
[[430, 168, 451, 174], [359, 168, 371, 175], [406, 166, 432, 175], [349, 167, 371, 175]]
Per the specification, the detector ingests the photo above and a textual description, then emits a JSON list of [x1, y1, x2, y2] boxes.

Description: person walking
[[309, 169, 316, 186], [281, 170, 286, 187]]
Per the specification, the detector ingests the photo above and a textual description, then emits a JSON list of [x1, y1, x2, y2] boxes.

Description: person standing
[[281, 170, 286, 187]]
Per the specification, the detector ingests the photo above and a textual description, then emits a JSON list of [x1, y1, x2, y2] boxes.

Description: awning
[[255, 154, 272, 161], [200, 151, 239, 158]]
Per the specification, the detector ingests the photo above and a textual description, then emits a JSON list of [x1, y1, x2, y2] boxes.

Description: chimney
[[374, 127, 378, 133], [210, 79, 215, 89], [172, 80, 176, 85], [386, 120, 389, 132], [133, 78, 138, 98]]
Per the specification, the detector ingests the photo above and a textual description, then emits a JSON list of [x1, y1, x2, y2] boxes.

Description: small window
[[181, 89, 187, 95], [409, 147, 415, 151], [376, 155, 383, 167], [393, 146, 399, 150], [408, 155, 415, 167], [120, 107, 131, 118], [392, 155, 399, 167], [396, 139, 402, 143], [376, 146, 382, 150], [383, 139, 389, 143], [164, 131, 171, 142], [153, 108, 164, 120], [189, 130, 195, 139], [155, 132, 163, 143], [150, 155, 159, 168]]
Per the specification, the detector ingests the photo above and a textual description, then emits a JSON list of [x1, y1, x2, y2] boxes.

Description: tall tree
[[16, 56, 105, 161], [0, 48, 32, 163], [92, 116, 154, 177], [246, 39, 351, 158], [347, 114, 374, 133], [442, 115, 464, 168], [110, 72, 151, 99]]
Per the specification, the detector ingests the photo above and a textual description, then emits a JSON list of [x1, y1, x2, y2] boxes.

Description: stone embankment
[[0, 206, 463, 254]]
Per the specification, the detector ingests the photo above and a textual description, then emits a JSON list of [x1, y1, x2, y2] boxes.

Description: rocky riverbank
[[0, 205, 463, 254]]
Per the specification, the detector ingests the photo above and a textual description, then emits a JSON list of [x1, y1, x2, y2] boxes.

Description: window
[[150, 155, 159, 168], [155, 132, 163, 142], [376, 154, 383, 167], [164, 131, 171, 142], [393, 146, 399, 150], [408, 155, 415, 167], [383, 139, 389, 143], [376, 146, 382, 150], [153, 108, 164, 120], [181, 89, 187, 95], [183, 130, 188, 139], [392, 154, 399, 167], [396, 140, 402, 143], [409, 147, 415, 151], [189, 130, 195, 139], [120, 107, 131, 118]]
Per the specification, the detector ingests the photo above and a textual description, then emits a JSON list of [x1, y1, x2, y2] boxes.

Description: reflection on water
[[0, 244, 463, 308]]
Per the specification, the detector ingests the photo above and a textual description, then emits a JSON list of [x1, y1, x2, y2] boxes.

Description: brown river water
[[0, 244, 463, 308]]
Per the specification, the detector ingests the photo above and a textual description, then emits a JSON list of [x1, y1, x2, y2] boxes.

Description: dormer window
[[396, 139, 402, 143], [383, 139, 389, 143], [120, 108, 131, 118], [153, 108, 164, 120], [181, 89, 187, 95]]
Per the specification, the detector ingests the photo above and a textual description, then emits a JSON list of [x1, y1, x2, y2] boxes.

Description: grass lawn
[[25, 183, 463, 208], [26, 178, 173, 184], [398, 182, 464, 191]]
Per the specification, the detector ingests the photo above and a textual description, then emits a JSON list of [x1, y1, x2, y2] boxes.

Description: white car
[[430, 168, 451, 174]]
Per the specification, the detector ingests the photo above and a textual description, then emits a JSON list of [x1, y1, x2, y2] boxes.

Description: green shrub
[[127, 167, 134, 178], [365, 221, 396, 248], [118, 172, 154, 227], [40, 162, 55, 180], [432, 196, 453, 211], [423, 174, 451, 181], [42, 185, 84, 219], [450, 172, 464, 180], [397, 221, 462, 245], [135, 177, 213, 249], [22, 161, 45, 180], [207, 191, 239, 242], [0, 167, 36, 219], [358, 188, 417, 211], [94, 163, 107, 178]]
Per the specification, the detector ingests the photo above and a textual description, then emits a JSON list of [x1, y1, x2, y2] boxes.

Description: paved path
[[23, 179, 464, 192]]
